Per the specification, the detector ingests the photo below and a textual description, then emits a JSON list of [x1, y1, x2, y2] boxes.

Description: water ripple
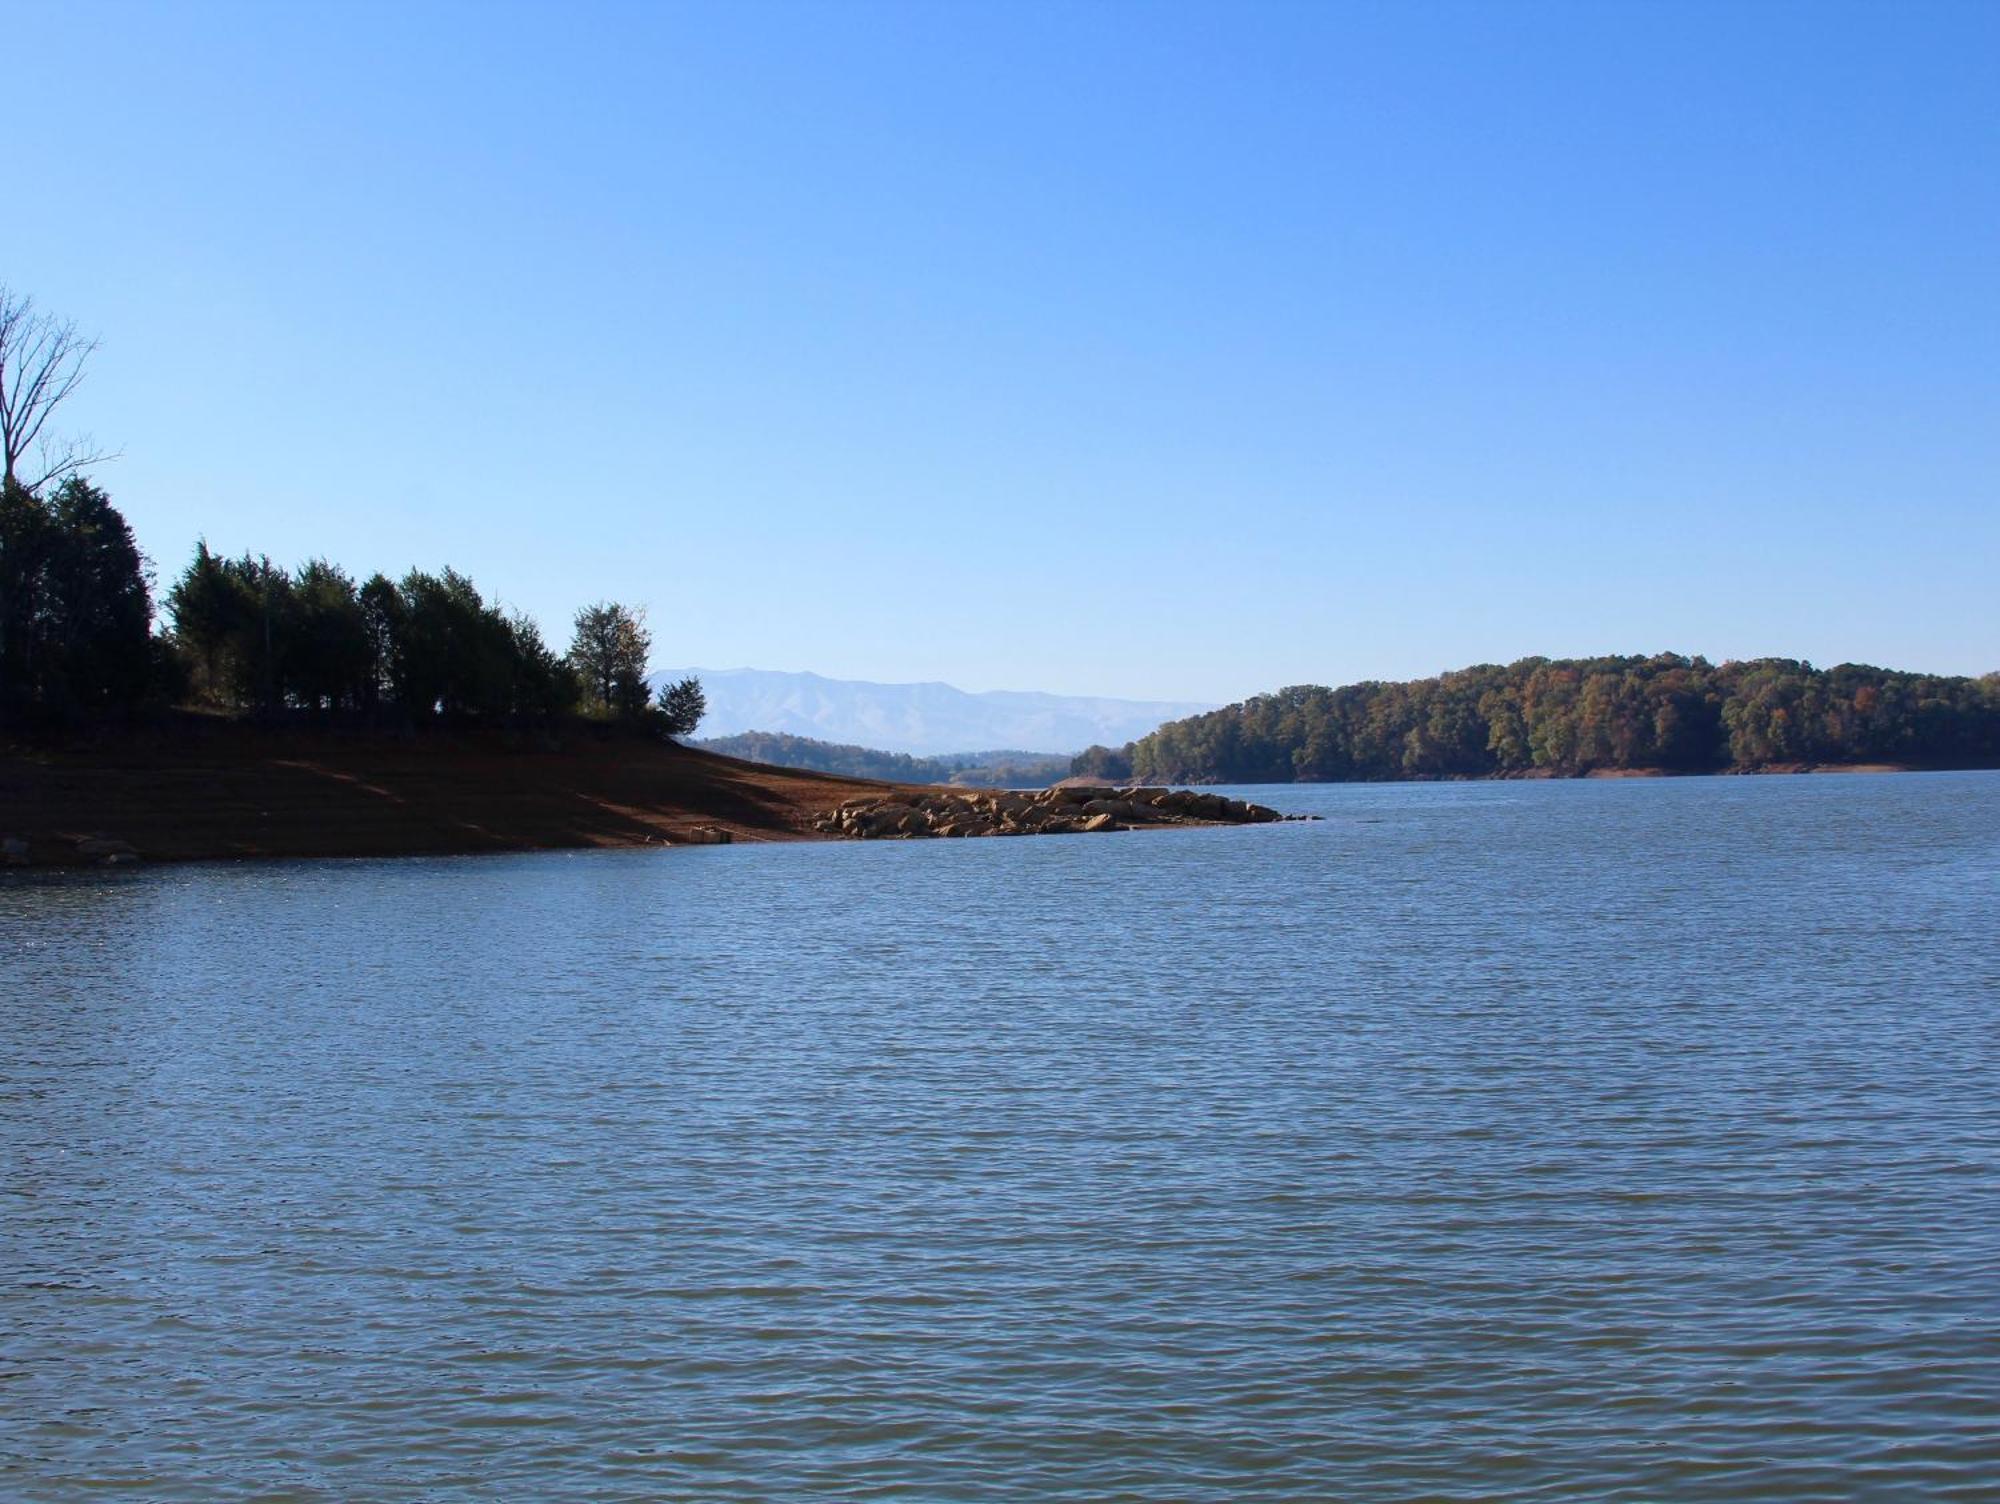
[[3, 772, 1997, 1500]]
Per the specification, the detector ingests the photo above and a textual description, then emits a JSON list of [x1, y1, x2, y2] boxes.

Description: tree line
[[700, 730, 1070, 788], [0, 284, 705, 738], [166, 545, 703, 732], [1074, 654, 2000, 784], [1, 477, 705, 736], [0, 476, 167, 722]]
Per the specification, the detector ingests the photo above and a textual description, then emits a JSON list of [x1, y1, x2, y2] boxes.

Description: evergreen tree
[[655, 675, 706, 738], [1, 477, 156, 723]]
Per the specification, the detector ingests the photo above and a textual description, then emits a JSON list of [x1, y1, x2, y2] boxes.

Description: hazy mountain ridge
[[650, 668, 1213, 757], [698, 731, 1071, 788]]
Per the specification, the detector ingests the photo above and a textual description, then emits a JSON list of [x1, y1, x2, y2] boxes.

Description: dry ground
[[0, 720, 922, 865]]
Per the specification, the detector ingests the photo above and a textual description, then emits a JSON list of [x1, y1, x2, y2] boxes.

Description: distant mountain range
[[648, 667, 1214, 757]]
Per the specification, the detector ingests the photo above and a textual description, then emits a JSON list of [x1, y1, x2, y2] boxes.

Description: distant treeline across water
[[1071, 655, 2000, 784], [700, 731, 1070, 789]]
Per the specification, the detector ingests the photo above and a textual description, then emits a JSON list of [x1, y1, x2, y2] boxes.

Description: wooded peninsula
[[1072, 655, 2000, 784], [4, 284, 1996, 865]]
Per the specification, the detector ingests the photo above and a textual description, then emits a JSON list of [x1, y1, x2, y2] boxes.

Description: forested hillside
[[700, 730, 1069, 788], [1105, 655, 2000, 784]]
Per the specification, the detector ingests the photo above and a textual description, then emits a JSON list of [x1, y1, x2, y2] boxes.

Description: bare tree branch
[[0, 284, 108, 492], [26, 433, 120, 493]]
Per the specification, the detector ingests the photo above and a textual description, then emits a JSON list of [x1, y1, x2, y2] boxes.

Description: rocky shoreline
[[813, 784, 1310, 839], [0, 732, 946, 867], [0, 729, 1329, 867]]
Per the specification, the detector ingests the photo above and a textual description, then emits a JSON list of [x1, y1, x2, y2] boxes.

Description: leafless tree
[[0, 285, 115, 492]]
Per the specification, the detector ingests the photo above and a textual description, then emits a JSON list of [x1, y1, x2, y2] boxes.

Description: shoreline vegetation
[[1071, 654, 2000, 785], [3, 483, 1994, 873], [3, 297, 1994, 866], [4, 291, 1995, 868], [0, 713, 1964, 870], [0, 465, 1286, 866], [5, 488, 1995, 873]]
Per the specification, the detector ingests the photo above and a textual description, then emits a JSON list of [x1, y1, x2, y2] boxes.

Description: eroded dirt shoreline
[[0, 725, 1290, 868], [0, 727, 902, 867], [1, 723, 1926, 868]]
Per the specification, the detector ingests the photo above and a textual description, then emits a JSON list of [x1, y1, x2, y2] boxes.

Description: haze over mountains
[[649, 668, 1214, 756]]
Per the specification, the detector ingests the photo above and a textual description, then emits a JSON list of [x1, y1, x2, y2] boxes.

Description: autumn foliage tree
[[1107, 655, 2000, 783]]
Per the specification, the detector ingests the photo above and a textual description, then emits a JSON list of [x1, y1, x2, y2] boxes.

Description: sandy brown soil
[[0, 721, 923, 866]]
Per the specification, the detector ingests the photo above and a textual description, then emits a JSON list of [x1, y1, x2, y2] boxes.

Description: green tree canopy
[[1120, 654, 2000, 783], [1, 477, 159, 723], [164, 550, 582, 723], [567, 601, 651, 719], [655, 675, 707, 738]]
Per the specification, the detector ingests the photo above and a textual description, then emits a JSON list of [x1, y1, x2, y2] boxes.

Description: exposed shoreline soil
[[1, 724, 920, 867], [0, 721, 1933, 869], [0, 723, 1284, 868]]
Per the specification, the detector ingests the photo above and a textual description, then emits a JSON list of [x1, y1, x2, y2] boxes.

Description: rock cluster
[[813, 785, 1298, 839]]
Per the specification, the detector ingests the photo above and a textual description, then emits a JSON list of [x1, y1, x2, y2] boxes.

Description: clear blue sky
[[8, 0, 1995, 702]]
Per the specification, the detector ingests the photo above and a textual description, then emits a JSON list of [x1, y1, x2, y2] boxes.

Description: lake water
[[4, 772, 1997, 1501]]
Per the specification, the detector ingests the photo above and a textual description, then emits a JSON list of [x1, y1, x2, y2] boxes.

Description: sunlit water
[[4, 772, 1997, 1501]]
